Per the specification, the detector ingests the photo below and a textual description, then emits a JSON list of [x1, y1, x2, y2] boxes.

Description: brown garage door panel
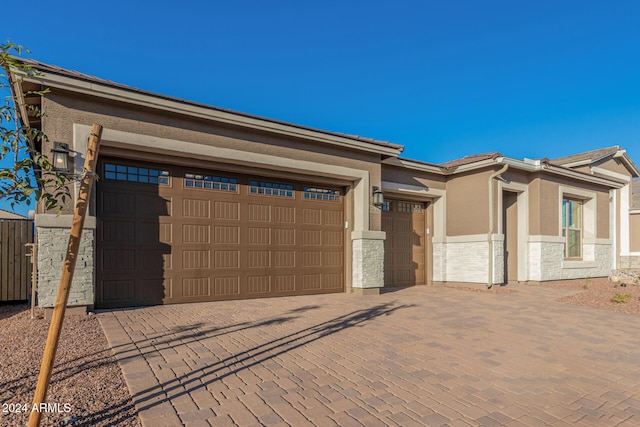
[[97, 159, 345, 307], [382, 200, 427, 287]]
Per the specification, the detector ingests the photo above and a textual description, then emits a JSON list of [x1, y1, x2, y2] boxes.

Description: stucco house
[[631, 179, 640, 268], [9, 59, 640, 313]]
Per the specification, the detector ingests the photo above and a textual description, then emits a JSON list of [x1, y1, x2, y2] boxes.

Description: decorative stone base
[[620, 256, 640, 269], [351, 230, 385, 291], [35, 214, 96, 308], [432, 235, 498, 284], [528, 236, 612, 281]]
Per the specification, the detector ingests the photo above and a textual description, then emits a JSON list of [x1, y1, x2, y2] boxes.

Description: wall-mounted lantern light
[[372, 186, 384, 209], [52, 142, 71, 171]]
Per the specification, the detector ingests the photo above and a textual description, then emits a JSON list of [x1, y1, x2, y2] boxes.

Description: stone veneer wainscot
[[35, 215, 95, 309]]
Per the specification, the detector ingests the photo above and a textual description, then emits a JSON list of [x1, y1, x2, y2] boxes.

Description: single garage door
[[96, 158, 345, 308], [381, 199, 427, 287]]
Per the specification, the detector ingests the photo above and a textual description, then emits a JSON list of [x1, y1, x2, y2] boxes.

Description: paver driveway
[[98, 285, 640, 427]]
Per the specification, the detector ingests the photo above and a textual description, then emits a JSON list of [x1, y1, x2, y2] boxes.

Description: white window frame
[[558, 186, 597, 262], [562, 198, 583, 259]]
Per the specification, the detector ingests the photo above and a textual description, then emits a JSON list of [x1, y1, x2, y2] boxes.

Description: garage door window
[[104, 163, 169, 185], [249, 181, 294, 197], [398, 202, 424, 214], [185, 173, 238, 192], [303, 187, 341, 201]]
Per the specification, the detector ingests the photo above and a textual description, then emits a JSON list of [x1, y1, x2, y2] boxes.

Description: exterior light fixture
[[52, 142, 71, 171], [372, 186, 384, 209]]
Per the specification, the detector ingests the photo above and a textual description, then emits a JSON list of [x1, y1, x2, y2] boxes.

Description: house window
[[104, 163, 169, 185], [562, 198, 582, 259], [381, 201, 392, 211], [303, 187, 341, 201], [249, 181, 294, 197], [185, 173, 237, 192]]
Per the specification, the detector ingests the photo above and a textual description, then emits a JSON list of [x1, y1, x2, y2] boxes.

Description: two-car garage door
[[96, 159, 345, 308]]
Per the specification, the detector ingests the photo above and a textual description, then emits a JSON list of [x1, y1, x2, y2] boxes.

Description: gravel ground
[[556, 277, 640, 315], [0, 304, 140, 427], [2, 278, 639, 426]]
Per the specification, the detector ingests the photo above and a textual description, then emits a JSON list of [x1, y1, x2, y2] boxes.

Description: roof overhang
[[498, 157, 627, 189], [382, 157, 445, 174], [613, 149, 640, 177], [11, 64, 403, 158], [384, 154, 626, 188]]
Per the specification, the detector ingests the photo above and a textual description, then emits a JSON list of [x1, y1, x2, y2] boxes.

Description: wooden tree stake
[[28, 123, 102, 427]]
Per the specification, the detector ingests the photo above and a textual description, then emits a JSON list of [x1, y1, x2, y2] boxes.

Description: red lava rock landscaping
[[0, 304, 140, 427]]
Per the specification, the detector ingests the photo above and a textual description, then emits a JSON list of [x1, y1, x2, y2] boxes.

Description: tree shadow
[[0, 314, 297, 397], [131, 302, 411, 414], [79, 301, 413, 424]]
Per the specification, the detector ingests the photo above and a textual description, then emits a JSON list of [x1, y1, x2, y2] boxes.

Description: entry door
[[381, 200, 427, 286], [503, 191, 518, 283]]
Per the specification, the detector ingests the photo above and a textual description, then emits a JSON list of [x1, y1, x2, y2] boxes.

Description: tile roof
[[15, 57, 402, 151], [439, 152, 503, 169], [552, 146, 621, 166]]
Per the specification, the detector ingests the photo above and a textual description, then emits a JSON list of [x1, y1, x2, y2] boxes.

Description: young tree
[[0, 41, 71, 211]]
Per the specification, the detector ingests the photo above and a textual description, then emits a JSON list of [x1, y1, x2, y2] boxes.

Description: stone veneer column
[[35, 214, 96, 314], [351, 230, 386, 294]]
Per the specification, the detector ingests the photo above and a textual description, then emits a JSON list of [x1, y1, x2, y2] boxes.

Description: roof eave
[[497, 157, 626, 188], [614, 150, 640, 177], [15, 67, 403, 158], [382, 157, 445, 174]]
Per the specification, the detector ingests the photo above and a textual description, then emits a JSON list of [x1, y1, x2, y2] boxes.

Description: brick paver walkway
[[98, 285, 640, 426]]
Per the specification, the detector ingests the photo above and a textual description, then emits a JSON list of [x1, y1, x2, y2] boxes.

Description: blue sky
[[2, 1, 640, 214]]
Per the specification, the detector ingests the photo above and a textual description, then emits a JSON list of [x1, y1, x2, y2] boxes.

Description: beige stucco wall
[[445, 169, 492, 236], [631, 213, 640, 252], [571, 159, 630, 177], [532, 175, 611, 239], [381, 164, 446, 192], [40, 90, 384, 224], [594, 158, 631, 176]]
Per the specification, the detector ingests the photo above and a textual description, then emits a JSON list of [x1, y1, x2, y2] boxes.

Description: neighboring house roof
[[0, 208, 26, 219], [12, 57, 403, 156], [632, 179, 640, 210], [552, 145, 640, 178]]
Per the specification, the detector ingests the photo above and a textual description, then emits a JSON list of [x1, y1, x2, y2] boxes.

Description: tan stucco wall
[[594, 158, 631, 176], [572, 158, 632, 179], [41, 91, 383, 226], [381, 164, 446, 192], [597, 191, 610, 239], [535, 175, 611, 238], [571, 165, 591, 175], [631, 213, 640, 252], [528, 176, 543, 235], [445, 169, 492, 236]]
